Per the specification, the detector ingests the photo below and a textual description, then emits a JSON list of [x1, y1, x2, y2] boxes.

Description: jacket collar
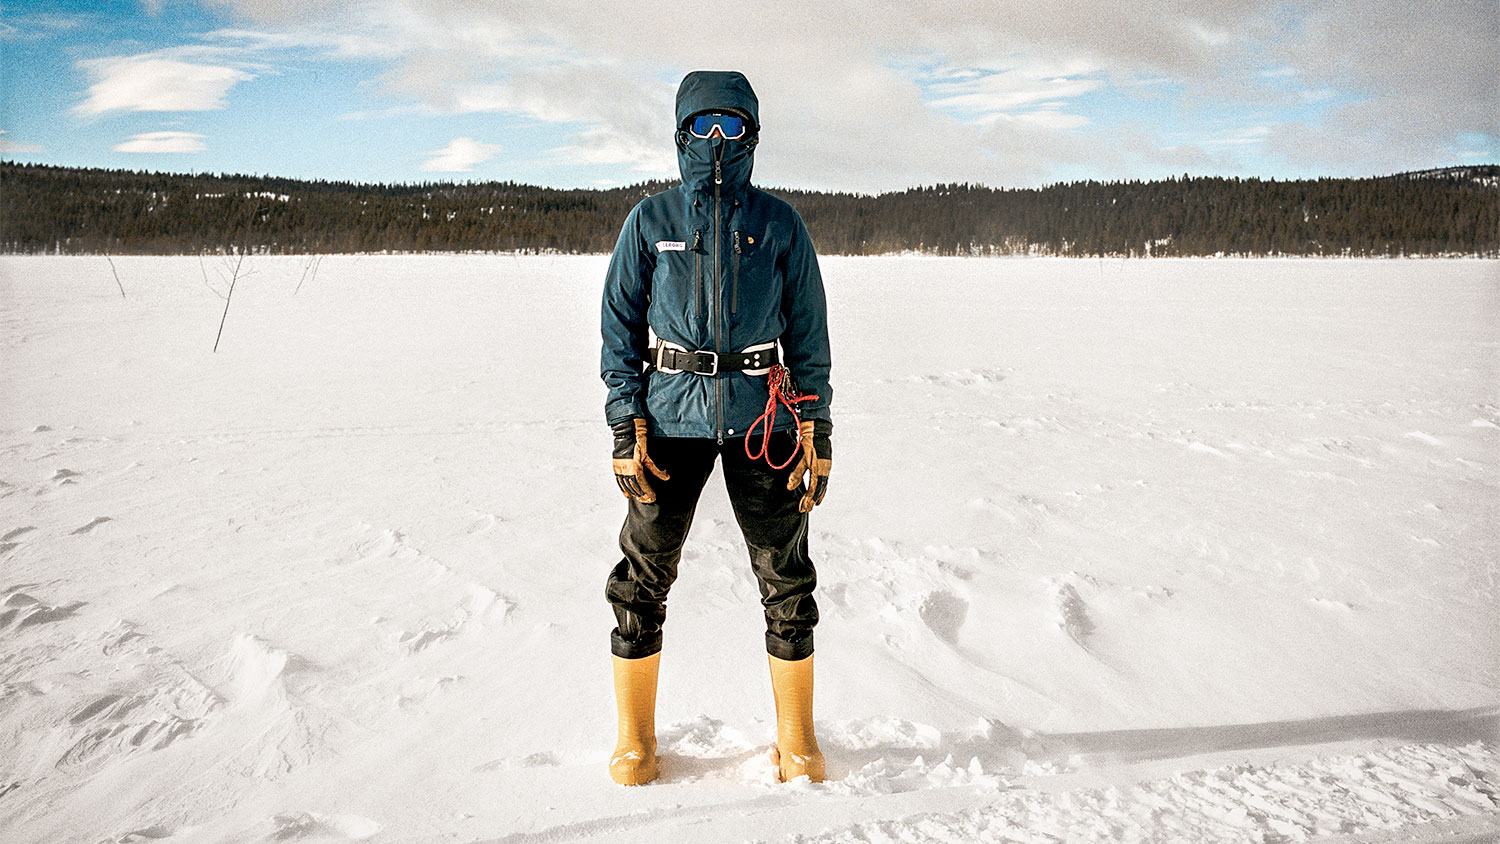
[[677, 134, 754, 200]]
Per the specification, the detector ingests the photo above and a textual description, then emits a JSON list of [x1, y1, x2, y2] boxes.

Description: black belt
[[654, 342, 779, 376]]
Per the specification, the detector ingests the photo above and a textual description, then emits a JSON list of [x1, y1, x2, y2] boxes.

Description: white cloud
[[76, 56, 253, 116], [1204, 125, 1271, 146], [549, 127, 674, 175], [0, 129, 43, 153], [0, 11, 90, 40], [203, 26, 408, 60], [114, 131, 208, 153], [420, 137, 500, 171], [924, 62, 1104, 117], [183, 0, 1247, 188], [168, 0, 1498, 188], [1013, 110, 1092, 131], [1252, 1, 1500, 173], [1186, 21, 1233, 47]]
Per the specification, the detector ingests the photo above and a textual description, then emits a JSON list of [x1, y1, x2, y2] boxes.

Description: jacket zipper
[[690, 230, 703, 323], [731, 230, 741, 315], [713, 156, 724, 444]]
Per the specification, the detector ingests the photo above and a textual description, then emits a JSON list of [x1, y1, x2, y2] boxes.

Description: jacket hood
[[675, 70, 759, 131], [675, 70, 759, 196]]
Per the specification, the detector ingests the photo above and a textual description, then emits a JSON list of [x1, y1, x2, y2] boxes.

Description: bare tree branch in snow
[[105, 257, 126, 299], [212, 253, 246, 354], [294, 254, 322, 295], [210, 205, 266, 353]]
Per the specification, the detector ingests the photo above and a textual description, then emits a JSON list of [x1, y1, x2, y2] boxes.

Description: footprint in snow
[[919, 590, 968, 644], [0, 591, 86, 630], [898, 368, 1009, 388], [1404, 430, 1444, 447], [263, 812, 380, 842], [465, 513, 501, 534], [1052, 582, 1097, 648], [658, 715, 757, 759], [1181, 439, 1233, 459], [1309, 597, 1356, 611], [58, 671, 219, 771], [395, 585, 512, 654], [473, 750, 559, 771], [71, 516, 112, 535], [110, 825, 176, 842], [2, 526, 36, 542]]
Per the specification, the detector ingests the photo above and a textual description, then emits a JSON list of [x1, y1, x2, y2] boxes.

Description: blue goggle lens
[[688, 113, 748, 139]]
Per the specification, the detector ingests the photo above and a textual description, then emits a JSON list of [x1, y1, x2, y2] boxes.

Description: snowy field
[[1, 254, 1497, 844]]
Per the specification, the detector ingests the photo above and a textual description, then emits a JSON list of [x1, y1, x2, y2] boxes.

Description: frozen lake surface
[[1, 255, 1497, 843]]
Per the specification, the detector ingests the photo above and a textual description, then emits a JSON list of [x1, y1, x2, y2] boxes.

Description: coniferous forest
[[1, 162, 1494, 257]]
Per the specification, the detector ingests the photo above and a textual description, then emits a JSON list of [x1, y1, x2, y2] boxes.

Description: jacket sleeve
[[601, 203, 652, 425], [779, 212, 832, 422]]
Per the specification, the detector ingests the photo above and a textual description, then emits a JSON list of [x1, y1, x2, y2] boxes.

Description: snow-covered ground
[[1, 255, 1496, 844]]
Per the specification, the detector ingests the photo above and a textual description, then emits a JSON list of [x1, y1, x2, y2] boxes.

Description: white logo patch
[[655, 240, 686, 252]]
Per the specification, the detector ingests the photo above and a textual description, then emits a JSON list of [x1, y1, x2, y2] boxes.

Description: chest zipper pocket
[[731, 230, 742, 314], [690, 231, 704, 322]]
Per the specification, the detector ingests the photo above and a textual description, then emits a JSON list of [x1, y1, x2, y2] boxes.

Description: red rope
[[746, 364, 819, 469]]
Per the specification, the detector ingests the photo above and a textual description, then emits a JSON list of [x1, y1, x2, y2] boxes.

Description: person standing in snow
[[600, 70, 834, 786]]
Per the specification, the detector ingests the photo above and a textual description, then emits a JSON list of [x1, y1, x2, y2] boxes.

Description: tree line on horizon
[[1, 162, 1495, 257]]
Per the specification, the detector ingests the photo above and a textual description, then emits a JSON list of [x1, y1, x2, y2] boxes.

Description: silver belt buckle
[[657, 340, 717, 376]]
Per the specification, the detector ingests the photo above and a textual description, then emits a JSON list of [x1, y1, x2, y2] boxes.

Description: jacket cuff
[[799, 404, 832, 423], [605, 399, 645, 426]]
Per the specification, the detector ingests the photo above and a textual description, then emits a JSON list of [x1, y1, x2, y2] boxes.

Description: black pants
[[606, 431, 818, 661]]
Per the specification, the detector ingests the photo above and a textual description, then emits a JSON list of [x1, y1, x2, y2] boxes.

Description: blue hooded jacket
[[601, 70, 832, 439]]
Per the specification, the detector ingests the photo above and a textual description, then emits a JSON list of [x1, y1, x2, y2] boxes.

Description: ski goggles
[[685, 111, 751, 140]]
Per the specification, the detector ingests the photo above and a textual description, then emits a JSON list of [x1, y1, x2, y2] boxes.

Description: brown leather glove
[[612, 418, 669, 504], [786, 418, 832, 513]]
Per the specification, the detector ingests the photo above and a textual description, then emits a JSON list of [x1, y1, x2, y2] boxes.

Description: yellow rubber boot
[[609, 652, 660, 785], [768, 653, 825, 783]]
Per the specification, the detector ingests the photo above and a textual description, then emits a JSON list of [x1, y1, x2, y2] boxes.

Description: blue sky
[[2, 0, 1495, 192]]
